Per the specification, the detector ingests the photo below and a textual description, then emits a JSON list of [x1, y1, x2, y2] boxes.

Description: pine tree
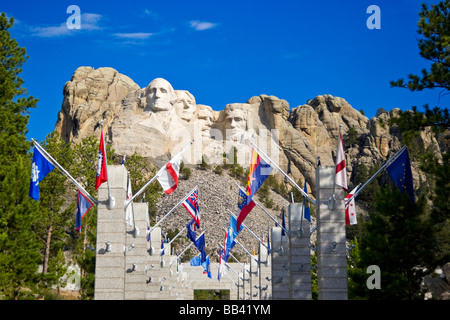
[[0, 13, 40, 300], [390, 0, 450, 93], [358, 187, 435, 299]]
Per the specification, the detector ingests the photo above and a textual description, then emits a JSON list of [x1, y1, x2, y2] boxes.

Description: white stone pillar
[[94, 165, 127, 300], [316, 166, 348, 300], [288, 203, 312, 299]]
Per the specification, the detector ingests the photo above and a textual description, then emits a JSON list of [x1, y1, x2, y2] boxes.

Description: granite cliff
[[55, 67, 441, 199]]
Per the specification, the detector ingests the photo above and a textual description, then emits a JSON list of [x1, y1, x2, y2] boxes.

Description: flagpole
[[149, 184, 198, 234], [162, 225, 187, 255], [226, 209, 270, 251], [124, 140, 193, 209], [235, 182, 289, 235], [345, 145, 407, 205], [247, 139, 317, 206], [232, 237, 259, 264], [99, 121, 115, 210], [31, 139, 98, 205], [214, 253, 244, 281]]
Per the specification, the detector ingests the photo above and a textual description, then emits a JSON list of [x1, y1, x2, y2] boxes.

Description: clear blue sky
[[3, 0, 448, 142]]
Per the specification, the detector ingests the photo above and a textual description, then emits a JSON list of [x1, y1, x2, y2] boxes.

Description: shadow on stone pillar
[[316, 166, 348, 300]]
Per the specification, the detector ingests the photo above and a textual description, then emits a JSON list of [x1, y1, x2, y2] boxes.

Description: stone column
[[145, 227, 166, 299], [288, 203, 312, 299], [94, 165, 127, 300], [258, 242, 272, 300], [270, 226, 290, 299], [316, 166, 347, 300], [124, 202, 149, 300]]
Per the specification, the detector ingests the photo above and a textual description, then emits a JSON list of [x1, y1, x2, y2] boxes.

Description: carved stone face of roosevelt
[[145, 78, 176, 112]]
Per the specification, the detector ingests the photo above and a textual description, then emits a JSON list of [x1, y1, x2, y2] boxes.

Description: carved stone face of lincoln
[[144, 78, 176, 112]]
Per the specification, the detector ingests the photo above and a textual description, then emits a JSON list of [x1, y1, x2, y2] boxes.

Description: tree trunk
[[43, 222, 53, 274]]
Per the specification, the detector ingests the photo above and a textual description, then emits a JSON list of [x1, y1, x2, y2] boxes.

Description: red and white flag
[[156, 154, 181, 195], [126, 176, 133, 227], [345, 185, 358, 225], [95, 129, 108, 191], [335, 132, 348, 191]]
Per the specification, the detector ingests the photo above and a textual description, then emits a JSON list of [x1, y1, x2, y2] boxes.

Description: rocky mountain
[[55, 67, 441, 194], [54, 66, 442, 257]]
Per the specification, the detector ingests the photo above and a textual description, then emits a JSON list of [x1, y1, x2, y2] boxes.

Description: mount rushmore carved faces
[[144, 78, 177, 113]]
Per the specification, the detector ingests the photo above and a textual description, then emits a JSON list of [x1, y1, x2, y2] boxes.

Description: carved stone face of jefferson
[[175, 90, 196, 122], [144, 78, 176, 113]]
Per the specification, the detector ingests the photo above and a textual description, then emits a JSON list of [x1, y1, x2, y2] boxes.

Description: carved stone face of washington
[[144, 78, 176, 112]]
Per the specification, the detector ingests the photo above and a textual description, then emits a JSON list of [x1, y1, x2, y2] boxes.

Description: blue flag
[[76, 190, 94, 234], [29, 146, 55, 201], [281, 208, 286, 236], [194, 233, 206, 263], [201, 256, 211, 278], [386, 148, 415, 202], [190, 254, 202, 266], [303, 180, 311, 222], [186, 219, 197, 242]]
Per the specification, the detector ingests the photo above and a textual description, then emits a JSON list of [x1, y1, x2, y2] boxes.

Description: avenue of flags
[[27, 121, 417, 282]]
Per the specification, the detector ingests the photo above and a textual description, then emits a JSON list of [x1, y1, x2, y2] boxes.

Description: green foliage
[[344, 126, 359, 147], [390, 0, 450, 92], [0, 13, 41, 300], [213, 164, 223, 175], [356, 187, 435, 299], [180, 161, 192, 180], [194, 289, 230, 300]]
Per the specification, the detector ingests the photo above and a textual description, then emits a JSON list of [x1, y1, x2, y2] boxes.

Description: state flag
[[345, 185, 359, 225], [246, 148, 273, 199], [236, 189, 256, 232], [194, 233, 206, 263], [386, 148, 415, 202], [76, 190, 94, 234], [95, 129, 108, 191], [335, 132, 348, 191], [303, 179, 311, 222], [29, 146, 55, 201], [156, 154, 181, 195], [182, 187, 200, 229], [186, 219, 197, 243]]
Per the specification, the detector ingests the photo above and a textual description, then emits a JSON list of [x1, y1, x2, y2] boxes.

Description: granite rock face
[[55, 67, 442, 198]]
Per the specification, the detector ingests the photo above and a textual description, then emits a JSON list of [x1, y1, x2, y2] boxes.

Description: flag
[[386, 148, 415, 202], [95, 129, 108, 191], [225, 214, 241, 257], [182, 187, 200, 229], [142, 193, 146, 203], [281, 208, 287, 236], [126, 176, 133, 227], [345, 185, 359, 225], [186, 219, 197, 242], [121, 155, 126, 165], [303, 180, 311, 222], [76, 190, 94, 234], [156, 154, 181, 195], [29, 146, 55, 201], [267, 228, 271, 254], [194, 233, 206, 263], [189, 254, 202, 266], [236, 189, 256, 232], [335, 131, 348, 191], [218, 231, 228, 281], [160, 231, 166, 255], [246, 148, 273, 199], [201, 256, 211, 278]]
